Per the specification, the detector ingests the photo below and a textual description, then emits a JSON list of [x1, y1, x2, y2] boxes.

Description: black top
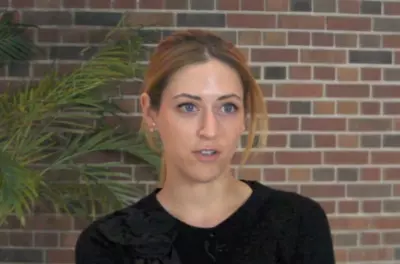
[[75, 180, 335, 264]]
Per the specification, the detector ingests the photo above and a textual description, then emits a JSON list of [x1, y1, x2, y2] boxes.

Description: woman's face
[[141, 59, 245, 183]]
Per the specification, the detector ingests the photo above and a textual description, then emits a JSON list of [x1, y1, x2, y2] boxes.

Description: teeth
[[200, 150, 216, 155]]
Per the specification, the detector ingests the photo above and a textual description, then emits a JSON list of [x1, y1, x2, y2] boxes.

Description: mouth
[[197, 149, 218, 156], [193, 149, 220, 161]]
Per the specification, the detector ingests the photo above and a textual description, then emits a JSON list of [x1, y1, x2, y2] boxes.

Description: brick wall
[[1, 0, 400, 263]]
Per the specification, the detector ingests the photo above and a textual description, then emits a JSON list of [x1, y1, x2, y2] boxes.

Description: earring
[[150, 122, 156, 132]]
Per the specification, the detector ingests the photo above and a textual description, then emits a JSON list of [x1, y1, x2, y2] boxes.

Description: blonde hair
[[140, 30, 268, 185]]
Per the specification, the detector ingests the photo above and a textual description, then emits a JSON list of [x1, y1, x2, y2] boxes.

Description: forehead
[[164, 59, 243, 98]]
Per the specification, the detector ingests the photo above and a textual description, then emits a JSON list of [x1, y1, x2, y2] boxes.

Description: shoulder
[[77, 193, 172, 244], [75, 192, 178, 257], [75, 202, 142, 251], [252, 181, 328, 225]]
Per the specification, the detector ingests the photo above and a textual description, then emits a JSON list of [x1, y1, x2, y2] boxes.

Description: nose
[[198, 109, 218, 139]]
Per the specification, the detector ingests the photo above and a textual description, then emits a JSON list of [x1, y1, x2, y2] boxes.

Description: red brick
[[241, 0, 264, 10], [373, 217, 400, 229], [114, 0, 136, 8], [35, 232, 58, 247], [314, 67, 335, 80], [278, 15, 325, 29], [9, 232, 33, 246], [275, 151, 321, 164], [231, 152, 273, 165], [11, 0, 34, 7], [349, 248, 393, 262], [361, 168, 381, 181], [60, 232, 80, 247], [88, 0, 111, 8], [289, 66, 311, 80], [302, 49, 347, 63], [267, 100, 287, 114], [337, 134, 358, 148], [312, 33, 334, 46], [360, 102, 380, 115], [383, 35, 400, 48], [47, 249, 74, 263], [266, 0, 289, 11], [361, 68, 381, 81], [372, 152, 400, 164], [61, 29, 88, 43], [395, 185, 400, 196], [263, 32, 286, 45], [288, 32, 310, 45], [373, 85, 400, 98], [383, 2, 400, 15], [227, 14, 276, 28], [167, 0, 188, 9], [349, 118, 392, 131], [266, 134, 287, 148], [35, 0, 61, 8], [251, 48, 298, 62], [263, 168, 285, 182], [313, 102, 335, 115], [335, 33, 358, 47], [124, 12, 174, 27], [326, 84, 370, 98], [239, 168, 262, 181], [394, 51, 400, 64], [37, 28, 60, 43], [140, 0, 164, 8], [63, 0, 85, 8], [384, 102, 400, 115], [335, 249, 348, 263], [268, 117, 299, 131], [325, 151, 368, 164], [329, 217, 370, 230], [361, 232, 381, 245], [259, 84, 273, 97], [338, 201, 359, 214], [24, 215, 73, 230], [275, 84, 323, 98], [238, 31, 262, 45], [337, 67, 358, 81], [383, 232, 400, 244], [287, 168, 310, 182], [327, 17, 371, 31], [300, 184, 345, 198], [302, 118, 346, 131], [314, 134, 336, 147], [338, 0, 361, 13], [218, 0, 239, 10]]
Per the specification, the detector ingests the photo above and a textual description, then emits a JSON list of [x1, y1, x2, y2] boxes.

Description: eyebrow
[[172, 93, 242, 101]]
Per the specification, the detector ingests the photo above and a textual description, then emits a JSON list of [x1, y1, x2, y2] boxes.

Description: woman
[[75, 30, 335, 264]]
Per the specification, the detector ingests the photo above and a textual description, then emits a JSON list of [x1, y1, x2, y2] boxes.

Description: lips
[[198, 149, 217, 156], [193, 149, 220, 162]]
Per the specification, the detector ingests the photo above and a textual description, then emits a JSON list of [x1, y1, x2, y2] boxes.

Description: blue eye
[[178, 103, 197, 112], [222, 103, 238, 113]]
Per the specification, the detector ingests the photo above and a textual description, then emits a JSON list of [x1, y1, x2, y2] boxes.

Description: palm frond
[[0, 11, 38, 66], [0, 150, 41, 226], [0, 18, 161, 226]]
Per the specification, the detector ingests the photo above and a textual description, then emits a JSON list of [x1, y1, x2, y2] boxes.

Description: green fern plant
[[0, 10, 38, 66], [0, 18, 161, 226]]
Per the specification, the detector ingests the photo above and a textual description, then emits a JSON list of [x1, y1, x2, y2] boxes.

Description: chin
[[183, 163, 230, 184]]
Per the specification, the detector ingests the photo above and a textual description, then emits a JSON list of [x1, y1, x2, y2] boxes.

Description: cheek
[[156, 112, 192, 143]]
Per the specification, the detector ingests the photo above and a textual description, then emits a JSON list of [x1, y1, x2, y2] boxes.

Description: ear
[[140, 92, 157, 131]]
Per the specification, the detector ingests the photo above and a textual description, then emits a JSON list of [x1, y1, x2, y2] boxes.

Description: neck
[[157, 167, 236, 211]]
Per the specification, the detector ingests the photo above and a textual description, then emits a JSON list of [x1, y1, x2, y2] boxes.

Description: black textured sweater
[[75, 180, 336, 264]]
